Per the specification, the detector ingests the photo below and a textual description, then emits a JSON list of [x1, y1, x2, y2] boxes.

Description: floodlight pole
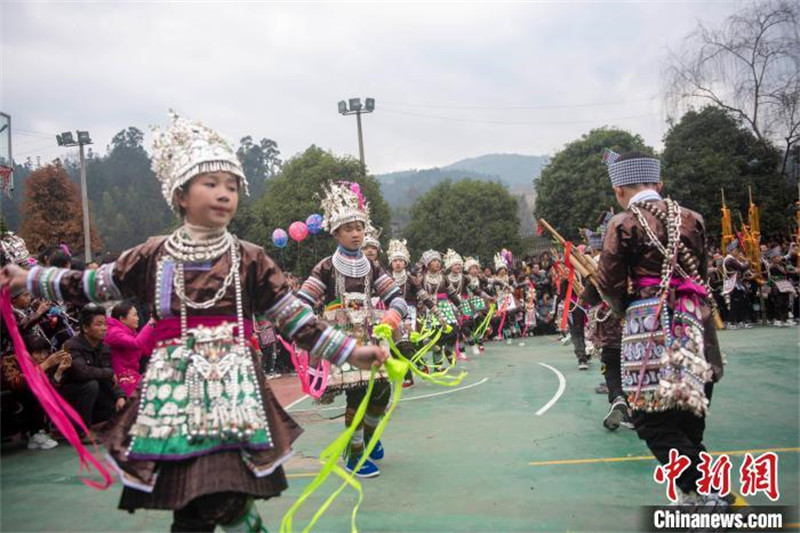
[[355, 111, 365, 168], [78, 142, 91, 263], [338, 98, 374, 174]]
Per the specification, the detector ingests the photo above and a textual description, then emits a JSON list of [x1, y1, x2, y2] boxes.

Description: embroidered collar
[[629, 189, 662, 206]]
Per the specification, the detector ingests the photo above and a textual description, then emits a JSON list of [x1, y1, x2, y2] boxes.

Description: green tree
[[403, 179, 521, 264], [236, 136, 282, 200], [662, 106, 789, 237], [76, 127, 176, 252], [247, 146, 390, 275], [534, 128, 653, 240]]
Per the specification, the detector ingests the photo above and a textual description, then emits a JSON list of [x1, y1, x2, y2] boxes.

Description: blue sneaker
[[368, 439, 384, 461], [344, 454, 380, 478]]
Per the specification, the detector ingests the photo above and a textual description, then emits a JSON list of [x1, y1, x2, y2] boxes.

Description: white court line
[[535, 363, 566, 416], [287, 377, 490, 412], [284, 394, 310, 411], [400, 377, 490, 402]]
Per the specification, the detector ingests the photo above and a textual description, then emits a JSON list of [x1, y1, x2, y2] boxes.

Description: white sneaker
[[470, 346, 480, 357], [560, 334, 572, 344], [740, 322, 753, 329], [726, 323, 738, 330], [27, 431, 58, 450], [773, 320, 782, 327]]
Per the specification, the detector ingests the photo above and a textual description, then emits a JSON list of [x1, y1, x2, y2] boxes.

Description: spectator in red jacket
[[105, 301, 157, 396]]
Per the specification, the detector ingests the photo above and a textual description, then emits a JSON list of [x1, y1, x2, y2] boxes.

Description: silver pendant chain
[[168, 237, 245, 348], [424, 271, 443, 294]]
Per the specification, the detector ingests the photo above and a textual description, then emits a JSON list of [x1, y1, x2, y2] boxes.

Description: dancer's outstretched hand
[[348, 345, 389, 370], [0, 264, 27, 294]]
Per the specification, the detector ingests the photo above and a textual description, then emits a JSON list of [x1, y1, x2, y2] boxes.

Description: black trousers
[[59, 379, 116, 427], [728, 289, 749, 323], [1, 389, 48, 436], [633, 382, 714, 495], [601, 346, 623, 403], [345, 379, 392, 412], [171, 492, 250, 532], [770, 292, 790, 322]]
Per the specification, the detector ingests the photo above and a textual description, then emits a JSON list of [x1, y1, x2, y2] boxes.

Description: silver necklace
[[173, 242, 241, 311], [448, 272, 463, 292], [392, 270, 408, 287], [332, 249, 371, 278], [165, 228, 233, 263], [424, 271, 443, 293]]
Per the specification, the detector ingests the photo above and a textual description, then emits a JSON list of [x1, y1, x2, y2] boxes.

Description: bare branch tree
[[665, 1, 800, 176]]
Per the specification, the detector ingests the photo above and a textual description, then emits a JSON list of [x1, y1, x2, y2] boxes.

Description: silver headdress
[[421, 249, 442, 267], [362, 224, 382, 250], [464, 256, 480, 271], [387, 239, 410, 263], [151, 110, 249, 211], [320, 181, 371, 233], [443, 248, 463, 270], [0, 232, 35, 267], [493, 253, 508, 272]]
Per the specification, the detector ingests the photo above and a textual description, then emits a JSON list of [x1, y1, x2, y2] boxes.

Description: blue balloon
[[272, 228, 288, 248], [306, 213, 324, 235]]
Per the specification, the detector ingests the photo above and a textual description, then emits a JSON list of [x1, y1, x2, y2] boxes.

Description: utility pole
[[56, 130, 93, 263], [338, 98, 375, 171]]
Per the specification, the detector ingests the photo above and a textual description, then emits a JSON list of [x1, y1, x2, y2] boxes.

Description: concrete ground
[[1, 327, 798, 532]]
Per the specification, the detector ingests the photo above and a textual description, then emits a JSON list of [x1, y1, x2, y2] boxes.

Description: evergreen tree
[[248, 146, 390, 276], [534, 128, 653, 240], [403, 179, 521, 264], [662, 106, 790, 237]]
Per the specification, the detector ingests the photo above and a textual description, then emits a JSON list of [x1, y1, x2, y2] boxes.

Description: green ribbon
[[280, 325, 468, 533], [374, 324, 466, 387], [472, 303, 496, 342]]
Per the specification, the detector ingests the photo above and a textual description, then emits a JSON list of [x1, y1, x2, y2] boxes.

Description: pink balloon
[[288, 221, 309, 242]]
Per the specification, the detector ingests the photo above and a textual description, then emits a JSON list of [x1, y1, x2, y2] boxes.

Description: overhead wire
[[379, 108, 661, 126], [379, 95, 659, 111]]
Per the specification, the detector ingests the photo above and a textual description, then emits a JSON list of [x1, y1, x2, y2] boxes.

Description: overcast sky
[[2, 1, 742, 175]]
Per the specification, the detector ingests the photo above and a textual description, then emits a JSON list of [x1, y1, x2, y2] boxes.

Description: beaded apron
[[128, 323, 272, 460], [321, 272, 387, 396]]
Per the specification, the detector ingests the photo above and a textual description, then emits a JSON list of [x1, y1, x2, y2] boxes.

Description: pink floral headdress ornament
[[320, 180, 371, 233]]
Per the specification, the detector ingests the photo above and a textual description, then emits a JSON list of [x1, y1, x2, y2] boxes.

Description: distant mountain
[[377, 153, 548, 209], [376, 153, 549, 234], [443, 153, 549, 191]]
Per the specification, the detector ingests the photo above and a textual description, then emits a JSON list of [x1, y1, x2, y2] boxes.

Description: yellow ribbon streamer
[[473, 303, 497, 341]]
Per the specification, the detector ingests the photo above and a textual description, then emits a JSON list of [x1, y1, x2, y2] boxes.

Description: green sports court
[[2, 327, 798, 532]]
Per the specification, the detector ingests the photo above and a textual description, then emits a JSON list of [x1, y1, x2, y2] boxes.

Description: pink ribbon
[[0, 288, 113, 489], [278, 335, 330, 399]]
